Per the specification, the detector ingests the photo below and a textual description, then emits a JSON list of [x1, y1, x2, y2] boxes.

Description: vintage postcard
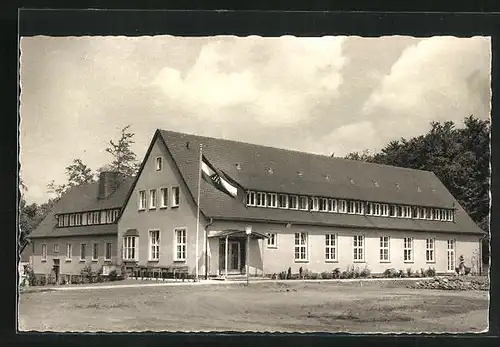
[[18, 31, 491, 333]]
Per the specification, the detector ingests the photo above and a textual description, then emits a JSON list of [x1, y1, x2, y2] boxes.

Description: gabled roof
[[29, 177, 134, 239], [157, 129, 484, 236]]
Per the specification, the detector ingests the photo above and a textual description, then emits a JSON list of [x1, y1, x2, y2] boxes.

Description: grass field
[[18, 280, 489, 333]]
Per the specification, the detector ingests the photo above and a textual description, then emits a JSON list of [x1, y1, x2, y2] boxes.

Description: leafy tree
[[341, 116, 490, 263], [97, 125, 140, 178], [66, 158, 95, 187]]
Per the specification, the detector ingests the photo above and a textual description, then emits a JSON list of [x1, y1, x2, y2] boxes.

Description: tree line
[[19, 125, 140, 254], [339, 116, 490, 264]]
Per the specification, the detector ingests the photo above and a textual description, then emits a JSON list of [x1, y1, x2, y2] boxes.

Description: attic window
[[325, 175, 330, 181], [373, 180, 379, 187], [417, 187, 422, 192], [236, 163, 242, 171], [395, 183, 400, 190], [297, 171, 303, 177], [349, 178, 355, 185], [267, 168, 274, 175]]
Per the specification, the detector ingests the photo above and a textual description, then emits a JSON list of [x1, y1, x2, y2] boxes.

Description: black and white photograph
[[18, 25, 491, 333]]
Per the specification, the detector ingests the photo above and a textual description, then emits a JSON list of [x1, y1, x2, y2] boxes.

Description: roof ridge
[[158, 129, 434, 175]]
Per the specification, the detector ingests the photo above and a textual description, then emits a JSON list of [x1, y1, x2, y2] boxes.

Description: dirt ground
[[18, 280, 489, 333]]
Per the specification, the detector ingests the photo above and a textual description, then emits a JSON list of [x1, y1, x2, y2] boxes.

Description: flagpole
[[195, 143, 203, 282]]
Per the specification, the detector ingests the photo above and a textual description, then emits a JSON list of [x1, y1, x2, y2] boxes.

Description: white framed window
[[123, 236, 138, 261], [82, 213, 88, 225], [353, 235, 364, 262], [366, 202, 373, 215], [246, 191, 256, 206], [397, 205, 404, 218], [69, 214, 75, 226], [66, 244, 72, 261], [92, 243, 98, 261], [446, 210, 454, 222], [171, 186, 180, 207], [155, 156, 163, 171], [426, 208, 433, 220], [94, 211, 101, 224], [419, 207, 427, 219], [267, 193, 278, 208], [404, 206, 412, 218], [174, 228, 187, 261], [149, 230, 160, 261], [310, 197, 319, 211], [373, 203, 381, 216], [86, 212, 93, 225], [440, 209, 447, 221], [278, 194, 288, 209], [319, 198, 328, 212], [380, 236, 390, 262], [63, 214, 69, 226], [426, 238, 435, 263], [381, 204, 389, 217], [159, 188, 169, 208], [348, 201, 355, 214], [149, 189, 157, 209], [299, 196, 309, 210], [57, 215, 64, 227], [412, 207, 419, 219], [328, 199, 337, 212], [138, 190, 146, 210], [338, 200, 347, 213], [325, 234, 337, 262], [41, 244, 47, 261], [267, 233, 277, 248], [53, 244, 59, 254], [256, 192, 267, 207], [112, 209, 120, 222], [403, 237, 413, 262], [390, 205, 398, 217], [100, 210, 107, 224], [289, 195, 299, 210], [447, 239, 456, 272], [106, 210, 113, 223], [105, 242, 112, 261], [75, 214, 82, 226], [294, 232, 308, 261], [354, 201, 364, 215], [80, 243, 87, 262]]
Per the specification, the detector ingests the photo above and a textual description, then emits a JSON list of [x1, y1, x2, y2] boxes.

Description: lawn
[[18, 280, 489, 333]]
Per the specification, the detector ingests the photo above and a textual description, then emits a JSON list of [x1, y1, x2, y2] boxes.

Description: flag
[[201, 155, 244, 199]]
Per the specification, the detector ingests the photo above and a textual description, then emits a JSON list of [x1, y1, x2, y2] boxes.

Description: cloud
[[151, 36, 347, 126], [362, 36, 491, 140]]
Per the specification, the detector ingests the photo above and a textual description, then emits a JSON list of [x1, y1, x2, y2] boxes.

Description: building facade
[[116, 130, 485, 278], [28, 173, 133, 281]]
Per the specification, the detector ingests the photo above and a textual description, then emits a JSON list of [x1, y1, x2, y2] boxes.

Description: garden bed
[[406, 275, 489, 291]]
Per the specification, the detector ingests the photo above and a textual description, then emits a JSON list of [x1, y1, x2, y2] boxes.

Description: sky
[[19, 35, 491, 204]]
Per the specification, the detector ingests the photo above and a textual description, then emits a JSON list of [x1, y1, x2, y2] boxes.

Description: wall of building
[[210, 220, 481, 275], [118, 135, 207, 276], [30, 235, 118, 275]]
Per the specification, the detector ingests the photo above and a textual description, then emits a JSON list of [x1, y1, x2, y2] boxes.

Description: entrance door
[[447, 239, 456, 272], [229, 241, 240, 271]]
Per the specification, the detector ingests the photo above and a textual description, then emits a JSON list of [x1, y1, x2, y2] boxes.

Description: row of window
[[122, 228, 187, 262], [138, 186, 180, 211], [267, 233, 457, 271], [41, 242, 113, 262], [246, 191, 454, 222], [56, 209, 120, 228]]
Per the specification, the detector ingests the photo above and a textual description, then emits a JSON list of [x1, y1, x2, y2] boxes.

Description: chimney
[[98, 171, 120, 199]]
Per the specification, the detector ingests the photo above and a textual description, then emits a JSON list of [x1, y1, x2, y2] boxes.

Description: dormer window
[[112, 209, 120, 222], [267, 193, 278, 208], [381, 204, 389, 216], [278, 194, 289, 209], [390, 205, 397, 217], [246, 191, 256, 206], [155, 157, 163, 171], [338, 200, 347, 213], [328, 199, 337, 212], [289, 195, 299, 210], [236, 163, 242, 171], [69, 214, 75, 226], [347, 201, 355, 214], [319, 198, 328, 212], [366, 202, 373, 215], [267, 168, 275, 175], [256, 192, 267, 207], [310, 197, 319, 211], [57, 215, 64, 227], [299, 196, 309, 211]]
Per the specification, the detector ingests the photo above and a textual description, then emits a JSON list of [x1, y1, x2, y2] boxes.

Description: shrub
[[406, 268, 413, 277], [310, 272, 319, 280], [424, 267, 436, 277], [398, 269, 406, 278], [291, 273, 300, 280], [302, 269, 312, 279], [464, 267, 471, 275], [24, 264, 36, 286], [383, 268, 397, 278], [360, 265, 371, 278], [320, 271, 333, 279], [353, 266, 361, 279], [333, 268, 341, 279], [278, 271, 287, 280], [340, 271, 348, 279], [39, 275, 46, 286], [287, 267, 292, 280]]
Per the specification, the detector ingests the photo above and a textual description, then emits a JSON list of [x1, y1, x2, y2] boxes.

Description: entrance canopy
[[208, 229, 269, 239]]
